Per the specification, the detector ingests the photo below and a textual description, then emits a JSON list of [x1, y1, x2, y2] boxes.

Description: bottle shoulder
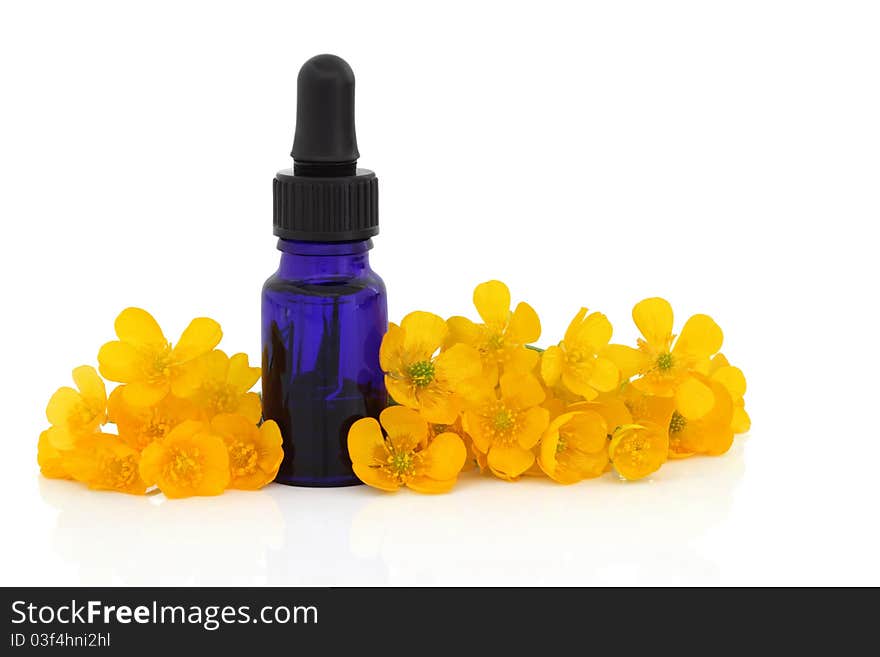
[[263, 268, 386, 298]]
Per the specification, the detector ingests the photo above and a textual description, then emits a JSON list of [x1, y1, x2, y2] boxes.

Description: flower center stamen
[[656, 352, 674, 372], [168, 448, 202, 485], [669, 411, 687, 434], [487, 333, 505, 350], [408, 360, 435, 387], [229, 440, 259, 476]]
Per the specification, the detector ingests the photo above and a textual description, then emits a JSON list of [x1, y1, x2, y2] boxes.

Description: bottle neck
[[277, 239, 373, 279]]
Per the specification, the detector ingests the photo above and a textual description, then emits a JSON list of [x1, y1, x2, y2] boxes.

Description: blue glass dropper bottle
[[262, 54, 387, 487]]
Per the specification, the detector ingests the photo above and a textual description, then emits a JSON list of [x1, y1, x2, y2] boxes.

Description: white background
[[1, 1, 878, 586]]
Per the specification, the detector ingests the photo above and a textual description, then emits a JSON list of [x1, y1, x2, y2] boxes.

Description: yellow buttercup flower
[[462, 372, 550, 480], [380, 311, 481, 423], [610, 298, 723, 420], [45, 365, 107, 450], [710, 354, 750, 434], [668, 375, 735, 457], [211, 414, 283, 490], [538, 410, 609, 484], [348, 406, 467, 493], [139, 420, 230, 498], [175, 350, 262, 423], [37, 429, 71, 479], [447, 280, 541, 383], [66, 434, 148, 495], [540, 308, 619, 400], [98, 308, 222, 407], [609, 422, 669, 481], [108, 386, 200, 451]]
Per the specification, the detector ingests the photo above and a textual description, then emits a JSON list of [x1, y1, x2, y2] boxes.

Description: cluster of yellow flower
[[348, 281, 749, 492], [37, 308, 282, 497]]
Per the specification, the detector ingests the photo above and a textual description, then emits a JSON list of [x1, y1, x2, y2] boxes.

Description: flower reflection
[[40, 479, 283, 585]]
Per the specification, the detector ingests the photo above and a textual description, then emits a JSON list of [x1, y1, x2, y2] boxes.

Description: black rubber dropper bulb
[[292, 54, 359, 177]]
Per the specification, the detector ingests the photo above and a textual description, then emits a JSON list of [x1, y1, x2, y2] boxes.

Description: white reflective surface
[[4, 427, 877, 586]]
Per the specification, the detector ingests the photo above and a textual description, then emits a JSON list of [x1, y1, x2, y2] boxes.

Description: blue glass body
[[261, 239, 387, 487]]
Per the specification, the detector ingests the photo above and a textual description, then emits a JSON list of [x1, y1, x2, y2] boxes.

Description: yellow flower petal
[[114, 307, 166, 347], [45, 387, 80, 427], [416, 387, 461, 424], [38, 429, 70, 479], [400, 311, 447, 361], [674, 375, 715, 419], [632, 297, 673, 349], [257, 420, 284, 477], [379, 322, 405, 373], [557, 449, 609, 483], [123, 381, 169, 407], [380, 405, 428, 452], [385, 377, 419, 409], [227, 353, 261, 392], [568, 311, 613, 351], [711, 365, 746, 399], [499, 372, 545, 410], [46, 426, 77, 451], [517, 406, 550, 450], [587, 357, 619, 392], [97, 341, 144, 382], [601, 344, 647, 380], [172, 317, 223, 363], [446, 315, 482, 346], [563, 308, 587, 344], [347, 417, 387, 466], [732, 407, 751, 434], [407, 476, 456, 494], [236, 392, 264, 424], [505, 301, 541, 344], [540, 345, 564, 387], [422, 431, 466, 480], [487, 444, 535, 480], [462, 412, 491, 453], [504, 346, 539, 374], [562, 370, 598, 399], [566, 410, 608, 453], [353, 463, 400, 491], [537, 427, 561, 477], [673, 314, 723, 359], [473, 280, 511, 327], [569, 398, 632, 432], [434, 342, 482, 386], [71, 366, 106, 406]]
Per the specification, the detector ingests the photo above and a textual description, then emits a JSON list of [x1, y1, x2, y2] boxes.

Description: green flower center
[[487, 333, 505, 350], [669, 411, 687, 433], [556, 436, 568, 454], [148, 344, 174, 381], [408, 360, 435, 387], [656, 352, 675, 372], [493, 408, 515, 431], [390, 451, 415, 476]]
